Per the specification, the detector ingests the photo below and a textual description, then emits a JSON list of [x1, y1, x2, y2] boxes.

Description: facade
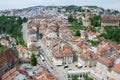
[[17, 45, 29, 62], [80, 30, 87, 39], [52, 44, 74, 65], [1, 66, 57, 80], [78, 51, 98, 68], [110, 63, 120, 80], [28, 27, 37, 41], [0, 38, 10, 47], [67, 70, 103, 80], [95, 57, 114, 80], [101, 15, 119, 27], [82, 18, 91, 27]]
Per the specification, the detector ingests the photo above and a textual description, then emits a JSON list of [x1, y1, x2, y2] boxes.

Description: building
[[10, 9, 15, 16], [95, 57, 114, 80], [80, 30, 87, 39], [0, 48, 18, 77], [82, 18, 91, 27], [52, 44, 74, 66], [0, 38, 10, 48], [1, 66, 57, 80], [78, 51, 98, 68], [67, 69, 103, 80], [28, 27, 37, 41], [101, 15, 119, 27], [110, 63, 120, 80], [17, 45, 29, 62]]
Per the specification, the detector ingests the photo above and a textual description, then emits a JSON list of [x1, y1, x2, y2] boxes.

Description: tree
[[83, 74, 93, 80], [75, 30, 80, 36], [30, 53, 37, 66], [90, 15, 101, 27], [101, 26, 120, 44], [88, 40, 101, 46], [23, 17, 28, 22], [17, 17, 23, 25], [68, 15, 74, 23], [72, 75, 78, 80], [39, 33, 43, 39], [0, 16, 25, 45]]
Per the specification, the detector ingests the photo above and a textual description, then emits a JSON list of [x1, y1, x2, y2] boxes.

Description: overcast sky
[[0, 0, 120, 11]]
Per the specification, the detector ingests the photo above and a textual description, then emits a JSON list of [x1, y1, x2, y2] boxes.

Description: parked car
[[64, 65, 68, 68]]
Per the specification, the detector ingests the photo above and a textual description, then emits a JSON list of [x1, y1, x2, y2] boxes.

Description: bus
[[40, 54, 45, 61]]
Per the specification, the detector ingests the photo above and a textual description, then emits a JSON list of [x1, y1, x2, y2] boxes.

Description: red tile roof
[[110, 78, 115, 80], [80, 51, 98, 60], [48, 24, 57, 31], [0, 48, 16, 62], [28, 44, 38, 51], [40, 24, 47, 30], [61, 44, 74, 57], [0, 57, 7, 67], [112, 63, 120, 74], [1, 67, 18, 80], [36, 73, 57, 80], [53, 44, 74, 58], [101, 15, 118, 23], [17, 45, 26, 54], [98, 57, 114, 67], [83, 18, 90, 22]]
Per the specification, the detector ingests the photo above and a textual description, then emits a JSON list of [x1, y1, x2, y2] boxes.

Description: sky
[[0, 0, 120, 11]]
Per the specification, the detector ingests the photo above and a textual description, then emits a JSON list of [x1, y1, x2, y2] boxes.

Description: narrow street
[[37, 39, 67, 80], [22, 23, 29, 43]]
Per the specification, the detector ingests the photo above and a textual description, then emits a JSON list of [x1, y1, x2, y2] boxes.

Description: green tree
[[30, 53, 37, 66], [23, 17, 28, 22], [68, 15, 74, 23], [72, 75, 78, 80], [17, 17, 23, 25], [84, 74, 93, 80], [88, 40, 101, 46], [75, 30, 80, 36], [39, 33, 43, 39], [90, 15, 101, 27], [0, 16, 25, 46], [101, 26, 120, 44]]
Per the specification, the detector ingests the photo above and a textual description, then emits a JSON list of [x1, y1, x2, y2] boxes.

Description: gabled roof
[[0, 48, 16, 62], [101, 15, 118, 23], [0, 48, 16, 67], [80, 51, 98, 60], [17, 45, 26, 54], [98, 57, 114, 67], [53, 44, 74, 58], [112, 63, 120, 74]]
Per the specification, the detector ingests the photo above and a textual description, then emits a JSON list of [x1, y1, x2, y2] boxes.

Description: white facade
[[19, 52, 29, 59], [101, 22, 119, 27], [88, 35, 96, 40], [67, 70, 103, 80], [78, 57, 86, 66], [83, 21, 91, 27], [63, 56, 73, 64], [47, 32, 57, 38], [95, 62, 110, 80], [53, 57, 63, 66], [110, 70, 120, 80]]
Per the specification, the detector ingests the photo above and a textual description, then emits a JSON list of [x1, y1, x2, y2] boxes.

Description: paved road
[[37, 39, 96, 80], [37, 39, 67, 80], [22, 23, 29, 43]]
